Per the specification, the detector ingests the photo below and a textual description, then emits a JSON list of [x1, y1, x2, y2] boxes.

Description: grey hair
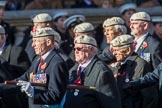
[[85, 44, 98, 54], [114, 25, 127, 34]]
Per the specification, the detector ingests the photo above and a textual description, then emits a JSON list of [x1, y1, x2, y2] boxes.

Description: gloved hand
[[17, 80, 34, 97]]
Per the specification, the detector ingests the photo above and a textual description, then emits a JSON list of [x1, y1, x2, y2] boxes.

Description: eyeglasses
[[73, 47, 84, 51]]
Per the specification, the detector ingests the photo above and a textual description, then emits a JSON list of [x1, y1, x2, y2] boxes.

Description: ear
[[46, 38, 52, 46], [126, 47, 132, 55], [143, 22, 149, 30]]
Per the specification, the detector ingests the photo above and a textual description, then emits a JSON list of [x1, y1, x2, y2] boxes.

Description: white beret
[[73, 22, 94, 33], [103, 17, 124, 28], [33, 13, 52, 23], [119, 3, 137, 14], [63, 15, 86, 29], [130, 12, 151, 21], [111, 34, 134, 47], [33, 27, 55, 38], [53, 11, 68, 21], [74, 35, 97, 47], [53, 31, 61, 43]]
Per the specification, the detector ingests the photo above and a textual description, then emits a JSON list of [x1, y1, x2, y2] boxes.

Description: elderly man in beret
[[64, 35, 121, 108], [98, 17, 127, 63], [25, 13, 53, 62], [0, 27, 69, 108], [69, 22, 96, 60], [129, 11, 162, 108], [110, 34, 154, 108]]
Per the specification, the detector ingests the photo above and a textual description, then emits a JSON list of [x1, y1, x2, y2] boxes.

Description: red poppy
[[41, 63, 47, 70], [142, 41, 148, 49]]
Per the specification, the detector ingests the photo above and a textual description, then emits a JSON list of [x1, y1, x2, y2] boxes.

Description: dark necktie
[[74, 66, 83, 85], [38, 57, 44, 71]]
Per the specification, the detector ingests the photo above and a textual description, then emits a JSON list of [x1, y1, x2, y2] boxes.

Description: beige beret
[[33, 27, 55, 38], [74, 35, 97, 47], [103, 17, 124, 28], [110, 34, 134, 47], [33, 13, 52, 23], [63, 15, 86, 29], [53, 31, 61, 43], [73, 22, 94, 33], [130, 12, 151, 21], [119, 3, 137, 14], [0, 25, 5, 35]]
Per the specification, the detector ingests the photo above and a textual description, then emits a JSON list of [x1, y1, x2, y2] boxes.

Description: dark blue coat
[[0, 49, 68, 108], [64, 56, 121, 108], [130, 62, 162, 108]]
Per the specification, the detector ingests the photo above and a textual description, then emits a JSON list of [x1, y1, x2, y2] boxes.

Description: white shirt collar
[[41, 48, 54, 60], [134, 32, 148, 52], [78, 56, 94, 71]]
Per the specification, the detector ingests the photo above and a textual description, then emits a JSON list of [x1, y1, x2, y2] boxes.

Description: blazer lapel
[[137, 34, 151, 54]]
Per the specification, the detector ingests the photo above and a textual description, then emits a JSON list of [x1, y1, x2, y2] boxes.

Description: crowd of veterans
[[0, 1, 161, 108]]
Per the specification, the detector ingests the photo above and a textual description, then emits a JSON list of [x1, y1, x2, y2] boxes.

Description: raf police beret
[[130, 12, 151, 21], [74, 35, 97, 47], [0, 25, 5, 35], [63, 15, 86, 29], [110, 34, 134, 47], [73, 22, 94, 33], [151, 16, 162, 23], [33, 13, 52, 23], [53, 11, 68, 21], [103, 17, 124, 28], [33, 27, 55, 38], [119, 3, 137, 14]]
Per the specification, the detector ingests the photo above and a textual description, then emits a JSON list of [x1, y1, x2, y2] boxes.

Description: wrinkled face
[[130, 20, 145, 37], [55, 16, 67, 29], [74, 44, 92, 64], [32, 37, 50, 55], [154, 23, 162, 39], [104, 26, 118, 43], [112, 47, 129, 62]]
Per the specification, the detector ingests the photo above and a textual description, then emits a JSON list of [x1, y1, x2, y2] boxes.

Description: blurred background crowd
[[2, 0, 162, 10]]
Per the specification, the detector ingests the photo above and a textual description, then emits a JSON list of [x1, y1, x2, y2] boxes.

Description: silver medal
[[74, 89, 79, 96], [125, 78, 129, 82]]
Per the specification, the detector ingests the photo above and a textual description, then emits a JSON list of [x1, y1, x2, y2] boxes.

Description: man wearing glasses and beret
[[64, 35, 121, 108]]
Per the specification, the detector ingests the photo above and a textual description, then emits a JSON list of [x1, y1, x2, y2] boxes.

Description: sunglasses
[[73, 47, 84, 51]]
